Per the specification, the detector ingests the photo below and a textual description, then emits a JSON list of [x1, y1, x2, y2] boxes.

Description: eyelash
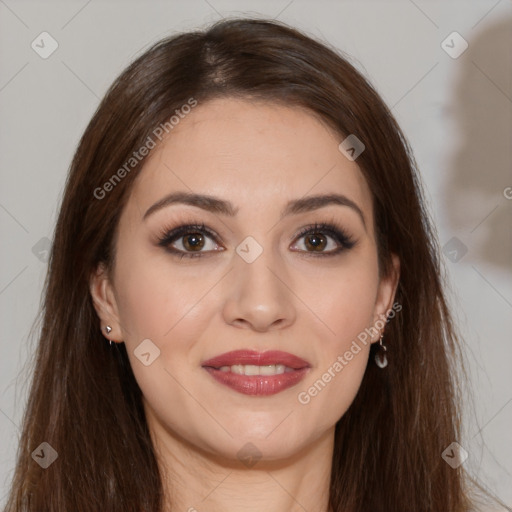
[[157, 220, 357, 260]]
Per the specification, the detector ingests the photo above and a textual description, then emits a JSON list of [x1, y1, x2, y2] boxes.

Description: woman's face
[[91, 97, 399, 463]]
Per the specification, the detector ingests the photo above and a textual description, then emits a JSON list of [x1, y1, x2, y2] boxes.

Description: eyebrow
[[143, 191, 367, 229]]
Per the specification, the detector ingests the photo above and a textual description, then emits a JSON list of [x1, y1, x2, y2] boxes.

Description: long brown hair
[[4, 18, 473, 512]]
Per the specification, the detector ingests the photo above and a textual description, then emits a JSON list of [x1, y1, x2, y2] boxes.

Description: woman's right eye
[[157, 223, 223, 259]]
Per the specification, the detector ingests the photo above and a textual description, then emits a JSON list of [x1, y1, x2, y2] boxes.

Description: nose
[[222, 246, 297, 333]]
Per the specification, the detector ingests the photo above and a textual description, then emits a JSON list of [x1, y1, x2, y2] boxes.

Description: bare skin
[[90, 97, 400, 512]]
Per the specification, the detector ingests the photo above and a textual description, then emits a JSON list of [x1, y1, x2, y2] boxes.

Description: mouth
[[201, 350, 311, 396]]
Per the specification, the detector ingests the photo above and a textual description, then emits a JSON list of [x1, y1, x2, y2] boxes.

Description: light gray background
[[1, 0, 511, 509]]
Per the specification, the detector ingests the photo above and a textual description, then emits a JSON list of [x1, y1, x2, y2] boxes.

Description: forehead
[[128, 97, 373, 224]]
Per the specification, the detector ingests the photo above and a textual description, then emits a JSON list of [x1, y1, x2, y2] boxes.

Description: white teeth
[[217, 364, 293, 376], [260, 364, 283, 375], [244, 364, 261, 376]]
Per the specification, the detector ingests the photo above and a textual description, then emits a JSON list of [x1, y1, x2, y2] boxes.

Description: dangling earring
[[104, 325, 113, 346], [374, 333, 388, 368]]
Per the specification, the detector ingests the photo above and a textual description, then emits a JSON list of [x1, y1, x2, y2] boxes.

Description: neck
[[149, 420, 335, 512]]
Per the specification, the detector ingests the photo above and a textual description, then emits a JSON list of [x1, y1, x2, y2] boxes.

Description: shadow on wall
[[444, 15, 512, 271]]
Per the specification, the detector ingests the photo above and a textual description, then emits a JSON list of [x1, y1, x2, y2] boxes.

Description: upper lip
[[201, 350, 311, 370]]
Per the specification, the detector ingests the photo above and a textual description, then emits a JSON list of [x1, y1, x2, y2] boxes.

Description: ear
[[370, 253, 400, 343], [89, 262, 124, 343]]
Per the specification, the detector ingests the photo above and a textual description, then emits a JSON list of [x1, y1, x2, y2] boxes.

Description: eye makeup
[[155, 215, 357, 260]]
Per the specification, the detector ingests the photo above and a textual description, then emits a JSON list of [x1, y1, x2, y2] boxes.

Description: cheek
[[292, 256, 379, 427], [302, 255, 379, 346], [295, 347, 370, 440], [112, 248, 219, 395], [113, 244, 213, 343], [112, 258, 214, 432]]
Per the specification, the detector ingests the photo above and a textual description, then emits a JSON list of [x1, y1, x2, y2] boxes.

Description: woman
[[4, 17, 478, 512]]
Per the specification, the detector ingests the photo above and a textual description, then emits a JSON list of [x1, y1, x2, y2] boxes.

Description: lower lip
[[202, 367, 310, 396]]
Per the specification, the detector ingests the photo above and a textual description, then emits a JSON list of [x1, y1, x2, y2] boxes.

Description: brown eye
[[303, 233, 328, 252], [291, 222, 356, 256], [182, 233, 206, 252], [158, 223, 222, 258]]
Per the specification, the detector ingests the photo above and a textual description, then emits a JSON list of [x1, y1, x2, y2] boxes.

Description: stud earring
[[104, 325, 113, 346], [374, 333, 388, 368]]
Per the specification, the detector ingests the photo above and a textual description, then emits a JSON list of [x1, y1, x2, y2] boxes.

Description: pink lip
[[201, 350, 311, 396], [201, 350, 311, 369]]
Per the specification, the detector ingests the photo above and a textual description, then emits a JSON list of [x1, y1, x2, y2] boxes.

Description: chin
[[197, 427, 315, 465]]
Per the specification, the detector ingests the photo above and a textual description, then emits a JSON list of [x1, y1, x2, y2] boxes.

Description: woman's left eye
[[157, 222, 356, 259], [290, 223, 356, 256]]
